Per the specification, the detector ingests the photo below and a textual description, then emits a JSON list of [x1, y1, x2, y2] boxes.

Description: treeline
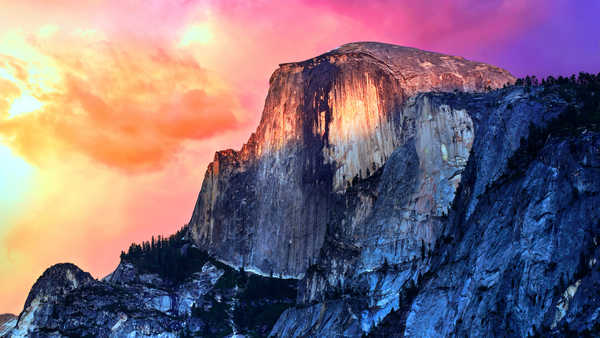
[[516, 72, 600, 126], [120, 227, 216, 282], [506, 72, 600, 175], [527, 72, 599, 129], [121, 228, 184, 260], [514, 72, 600, 88]]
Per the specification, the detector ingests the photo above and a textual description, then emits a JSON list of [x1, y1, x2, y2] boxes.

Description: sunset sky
[[0, 0, 598, 314]]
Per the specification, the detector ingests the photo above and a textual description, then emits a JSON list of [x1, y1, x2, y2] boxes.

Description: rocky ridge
[[271, 82, 600, 336], [4, 240, 297, 337]]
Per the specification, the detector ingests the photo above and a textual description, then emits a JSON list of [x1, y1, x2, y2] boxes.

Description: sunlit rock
[[188, 41, 514, 278]]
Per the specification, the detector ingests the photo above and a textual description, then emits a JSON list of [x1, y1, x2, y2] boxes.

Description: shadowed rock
[[0, 314, 16, 337], [188, 41, 515, 278]]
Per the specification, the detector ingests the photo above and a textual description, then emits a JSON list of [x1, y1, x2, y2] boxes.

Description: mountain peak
[[279, 41, 513, 86], [5, 39, 600, 337], [22, 263, 94, 310], [190, 42, 515, 278], [277, 41, 514, 95], [334, 41, 443, 54]]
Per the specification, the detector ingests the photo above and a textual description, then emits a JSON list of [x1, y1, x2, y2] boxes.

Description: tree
[[381, 258, 390, 272]]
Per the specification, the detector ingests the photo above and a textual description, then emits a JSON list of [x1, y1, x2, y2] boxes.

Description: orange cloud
[[0, 24, 250, 313], [0, 33, 242, 171]]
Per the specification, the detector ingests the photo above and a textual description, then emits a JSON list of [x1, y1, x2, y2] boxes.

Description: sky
[[0, 0, 598, 314]]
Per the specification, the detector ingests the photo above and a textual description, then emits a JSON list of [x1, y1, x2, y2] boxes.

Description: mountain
[[3, 42, 599, 337], [188, 42, 514, 278]]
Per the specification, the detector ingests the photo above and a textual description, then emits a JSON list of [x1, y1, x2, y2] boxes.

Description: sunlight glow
[[8, 94, 43, 117], [38, 25, 59, 38], [0, 143, 32, 225], [179, 24, 213, 47]]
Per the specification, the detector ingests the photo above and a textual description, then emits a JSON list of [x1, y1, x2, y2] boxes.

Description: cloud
[[301, 0, 550, 52], [0, 79, 20, 115], [0, 32, 243, 171]]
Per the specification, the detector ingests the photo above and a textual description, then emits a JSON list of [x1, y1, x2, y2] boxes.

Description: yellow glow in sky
[[8, 94, 43, 117], [38, 25, 59, 38], [179, 24, 213, 47], [0, 143, 32, 226]]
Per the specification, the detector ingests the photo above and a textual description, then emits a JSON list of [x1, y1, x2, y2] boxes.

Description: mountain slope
[[4, 237, 298, 337]]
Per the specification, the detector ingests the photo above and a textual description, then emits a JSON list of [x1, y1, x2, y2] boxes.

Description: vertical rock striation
[[271, 84, 600, 336], [0, 315, 16, 337], [188, 42, 514, 278]]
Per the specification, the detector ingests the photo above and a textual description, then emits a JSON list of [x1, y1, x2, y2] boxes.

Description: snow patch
[[111, 313, 128, 332], [552, 279, 582, 328], [65, 269, 79, 288]]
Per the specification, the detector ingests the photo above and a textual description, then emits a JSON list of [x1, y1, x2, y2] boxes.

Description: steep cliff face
[[404, 128, 600, 337], [402, 88, 600, 337], [271, 84, 600, 337], [188, 42, 514, 278]]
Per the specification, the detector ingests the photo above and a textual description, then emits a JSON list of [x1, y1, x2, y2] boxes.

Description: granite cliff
[[271, 81, 600, 337], [3, 42, 599, 337], [188, 42, 513, 278]]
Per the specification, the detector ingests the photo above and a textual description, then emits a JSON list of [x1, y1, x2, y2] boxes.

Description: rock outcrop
[[4, 240, 297, 337], [270, 83, 600, 336], [399, 87, 600, 337], [0, 315, 16, 337], [188, 42, 514, 278]]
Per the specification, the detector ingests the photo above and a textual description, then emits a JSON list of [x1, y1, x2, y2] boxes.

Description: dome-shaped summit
[[23, 263, 94, 310]]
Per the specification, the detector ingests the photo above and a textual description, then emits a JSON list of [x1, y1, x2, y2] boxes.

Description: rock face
[[0, 314, 16, 337], [5, 242, 297, 337], [188, 41, 514, 278], [270, 85, 600, 336], [7, 261, 212, 337], [399, 89, 600, 337], [5, 42, 600, 337]]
